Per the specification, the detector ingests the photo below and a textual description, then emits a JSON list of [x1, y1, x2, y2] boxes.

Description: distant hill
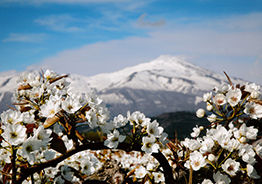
[[154, 111, 262, 140], [152, 111, 210, 140]]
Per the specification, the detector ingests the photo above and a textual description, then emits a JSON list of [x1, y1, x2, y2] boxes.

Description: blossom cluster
[[196, 82, 262, 122], [104, 112, 168, 154], [0, 69, 111, 183], [168, 78, 262, 184], [181, 122, 262, 183], [91, 149, 166, 183], [0, 69, 168, 183], [1, 68, 261, 184]]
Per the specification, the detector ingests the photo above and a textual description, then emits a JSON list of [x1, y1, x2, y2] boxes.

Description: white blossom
[[153, 172, 165, 183], [2, 123, 27, 146], [254, 143, 262, 158], [44, 69, 57, 80], [134, 166, 147, 179], [247, 164, 260, 179], [202, 179, 213, 184], [244, 101, 262, 119], [213, 93, 226, 106], [181, 138, 201, 151], [206, 102, 213, 111], [127, 111, 150, 127], [213, 171, 231, 184], [21, 137, 40, 164], [245, 83, 260, 99], [207, 114, 217, 123], [33, 125, 52, 147], [40, 100, 61, 118], [1, 109, 23, 124], [21, 111, 35, 124], [203, 92, 212, 102], [184, 151, 206, 171], [81, 159, 95, 175], [147, 120, 164, 138], [61, 96, 82, 114], [199, 136, 214, 154], [60, 165, 74, 182], [0, 149, 11, 170], [221, 158, 240, 176], [226, 88, 242, 107], [30, 87, 44, 99], [141, 136, 159, 154], [104, 129, 126, 149], [236, 123, 258, 140], [112, 114, 128, 128], [190, 125, 203, 138], [214, 84, 230, 93]]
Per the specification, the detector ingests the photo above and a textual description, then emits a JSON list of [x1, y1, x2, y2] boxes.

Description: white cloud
[[34, 14, 85, 32], [0, 0, 129, 5], [27, 13, 262, 84], [2, 33, 47, 43], [193, 13, 262, 33]]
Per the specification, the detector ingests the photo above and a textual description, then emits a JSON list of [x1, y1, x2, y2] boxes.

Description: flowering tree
[[166, 72, 262, 184], [0, 70, 171, 184], [0, 69, 262, 184]]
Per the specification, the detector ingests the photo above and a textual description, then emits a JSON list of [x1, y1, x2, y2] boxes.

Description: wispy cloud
[[137, 13, 165, 28], [0, 0, 129, 5], [2, 33, 47, 43], [34, 12, 132, 33], [34, 14, 85, 32], [199, 13, 262, 32]]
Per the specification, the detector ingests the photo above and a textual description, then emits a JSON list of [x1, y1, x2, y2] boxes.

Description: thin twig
[[223, 71, 233, 87]]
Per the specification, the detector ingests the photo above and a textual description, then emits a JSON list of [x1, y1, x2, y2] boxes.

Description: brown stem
[[11, 146, 17, 184], [49, 75, 68, 84], [16, 142, 176, 184]]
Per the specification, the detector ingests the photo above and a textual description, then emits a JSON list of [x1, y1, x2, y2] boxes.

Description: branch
[[16, 142, 176, 184], [11, 147, 17, 184]]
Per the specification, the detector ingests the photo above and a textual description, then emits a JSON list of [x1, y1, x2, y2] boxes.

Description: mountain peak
[[0, 55, 247, 117], [149, 55, 189, 65], [130, 55, 193, 71], [149, 55, 201, 72], [87, 55, 201, 91]]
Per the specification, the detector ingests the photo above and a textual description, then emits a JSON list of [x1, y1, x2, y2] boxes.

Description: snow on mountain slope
[[83, 55, 244, 92], [0, 55, 248, 117], [85, 55, 202, 91], [69, 55, 246, 116]]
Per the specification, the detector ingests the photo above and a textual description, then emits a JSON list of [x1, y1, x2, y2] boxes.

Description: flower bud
[[228, 122, 234, 129], [239, 136, 247, 143], [238, 119, 244, 124], [206, 102, 213, 111], [208, 154, 216, 162], [207, 114, 217, 123], [196, 108, 205, 118]]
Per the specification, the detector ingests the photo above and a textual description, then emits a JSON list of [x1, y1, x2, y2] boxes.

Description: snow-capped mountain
[[0, 55, 247, 117]]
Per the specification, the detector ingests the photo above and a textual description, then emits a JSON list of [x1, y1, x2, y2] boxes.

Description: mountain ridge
[[0, 55, 248, 117]]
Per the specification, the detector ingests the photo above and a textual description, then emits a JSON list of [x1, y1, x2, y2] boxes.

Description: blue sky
[[1, 0, 262, 84]]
